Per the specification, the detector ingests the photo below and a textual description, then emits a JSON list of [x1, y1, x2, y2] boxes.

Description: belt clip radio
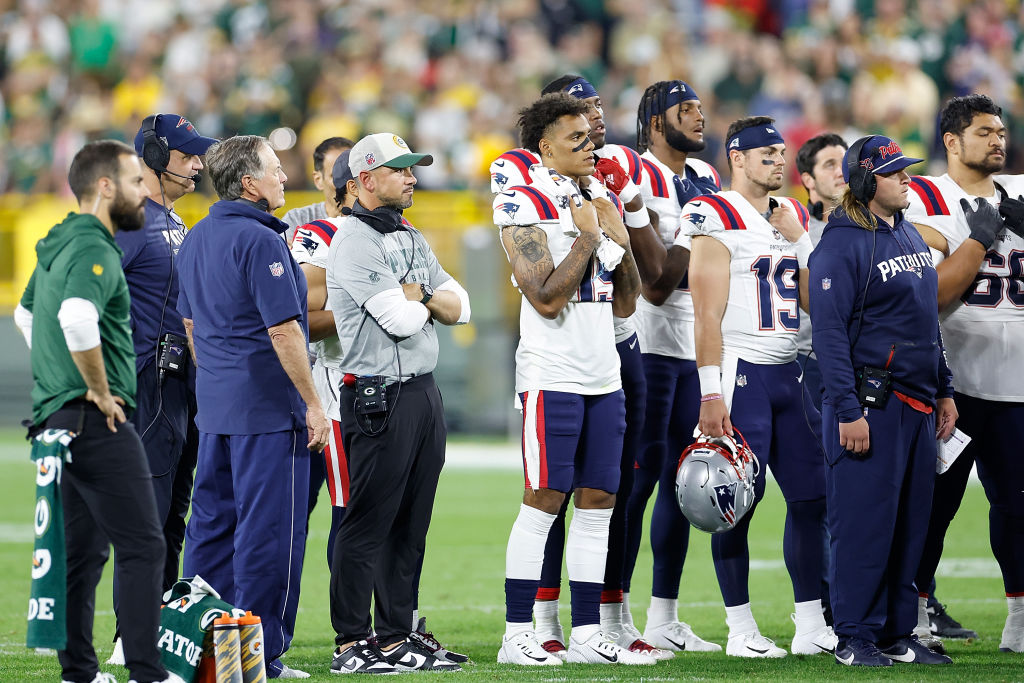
[[355, 376, 388, 415], [158, 332, 188, 376], [855, 366, 892, 409]]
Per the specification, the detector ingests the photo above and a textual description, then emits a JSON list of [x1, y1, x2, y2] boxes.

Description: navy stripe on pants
[[823, 398, 935, 643], [183, 430, 308, 670]]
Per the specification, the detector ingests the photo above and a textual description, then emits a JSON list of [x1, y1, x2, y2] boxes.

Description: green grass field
[[0, 430, 1016, 681]]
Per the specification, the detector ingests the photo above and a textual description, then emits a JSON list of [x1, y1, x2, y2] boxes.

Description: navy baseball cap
[[134, 114, 217, 156], [332, 150, 354, 189], [843, 135, 923, 182]]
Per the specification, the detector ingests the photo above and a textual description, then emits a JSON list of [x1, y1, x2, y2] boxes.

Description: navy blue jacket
[[808, 208, 954, 423], [176, 199, 308, 435]]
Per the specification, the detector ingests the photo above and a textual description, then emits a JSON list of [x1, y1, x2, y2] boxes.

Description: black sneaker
[[382, 637, 462, 672], [330, 640, 399, 675], [879, 635, 953, 665], [410, 617, 471, 664], [927, 597, 979, 639], [834, 637, 893, 667]]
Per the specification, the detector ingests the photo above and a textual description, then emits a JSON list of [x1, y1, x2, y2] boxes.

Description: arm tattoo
[[511, 226, 546, 264]]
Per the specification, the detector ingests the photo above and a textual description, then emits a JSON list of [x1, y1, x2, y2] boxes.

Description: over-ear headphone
[[140, 114, 170, 175], [846, 136, 876, 204]]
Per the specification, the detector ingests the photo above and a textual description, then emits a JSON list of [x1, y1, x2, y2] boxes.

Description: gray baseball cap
[[349, 133, 433, 175]]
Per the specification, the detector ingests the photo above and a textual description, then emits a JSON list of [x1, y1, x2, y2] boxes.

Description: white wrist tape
[[58, 297, 101, 352], [617, 179, 640, 205], [698, 364, 722, 396], [793, 233, 812, 269], [625, 206, 648, 229]]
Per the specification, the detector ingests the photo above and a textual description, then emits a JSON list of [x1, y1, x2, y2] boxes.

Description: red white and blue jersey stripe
[[490, 148, 541, 194]]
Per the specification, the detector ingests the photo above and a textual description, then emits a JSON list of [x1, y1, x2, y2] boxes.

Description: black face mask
[[351, 200, 406, 234]]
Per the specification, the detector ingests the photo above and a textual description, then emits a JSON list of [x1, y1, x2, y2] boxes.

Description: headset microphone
[[162, 168, 201, 184]]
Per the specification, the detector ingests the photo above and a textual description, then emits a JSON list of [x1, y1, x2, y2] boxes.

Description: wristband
[[700, 393, 723, 403], [793, 232, 812, 269], [625, 206, 648, 229], [698, 364, 722, 396], [617, 180, 640, 205]]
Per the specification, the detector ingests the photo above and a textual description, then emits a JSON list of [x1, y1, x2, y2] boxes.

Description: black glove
[[960, 197, 1003, 249], [998, 196, 1024, 239]]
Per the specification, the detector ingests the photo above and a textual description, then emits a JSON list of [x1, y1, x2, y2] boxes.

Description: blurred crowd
[[2, 0, 1023, 195]]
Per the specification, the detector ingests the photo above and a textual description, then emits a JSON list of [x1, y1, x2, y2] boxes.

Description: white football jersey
[[906, 173, 1024, 401], [494, 179, 622, 395], [489, 148, 541, 194], [634, 150, 722, 359], [684, 190, 809, 365]]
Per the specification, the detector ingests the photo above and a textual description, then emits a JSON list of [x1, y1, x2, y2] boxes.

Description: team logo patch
[[729, 138, 740, 149], [369, 272, 380, 283], [492, 172, 508, 188], [685, 213, 705, 228], [567, 83, 584, 95], [92, 264, 103, 276], [365, 153, 375, 167], [269, 262, 284, 277], [867, 378, 883, 389], [821, 277, 831, 290], [859, 158, 874, 171], [877, 140, 901, 158], [771, 229, 784, 241], [31, 549, 51, 579], [299, 236, 319, 253], [766, 127, 776, 134], [497, 202, 519, 220], [713, 482, 738, 524], [392, 135, 408, 149], [736, 374, 748, 387], [557, 195, 570, 210], [669, 83, 685, 94]]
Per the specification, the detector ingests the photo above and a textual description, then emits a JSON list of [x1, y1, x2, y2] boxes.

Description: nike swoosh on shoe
[[837, 652, 855, 665], [595, 649, 618, 663], [747, 646, 769, 654], [816, 643, 834, 653], [664, 638, 687, 651]]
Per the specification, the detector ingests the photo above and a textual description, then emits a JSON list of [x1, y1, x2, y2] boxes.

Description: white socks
[[506, 504, 557, 580], [647, 597, 678, 628], [793, 599, 826, 633], [725, 603, 758, 637], [622, 592, 635, 627], [566, 507, 612, 584], [600, 601, 622, 630], [914, 595, 931, 636], [534, 598, 560, 633]]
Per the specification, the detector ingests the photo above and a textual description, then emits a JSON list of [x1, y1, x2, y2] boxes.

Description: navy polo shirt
[[176, 199, 309, 435], [116, 199, 187, 374]]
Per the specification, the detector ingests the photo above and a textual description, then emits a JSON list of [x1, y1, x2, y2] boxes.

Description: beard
[[109, 187, 146, 232], [752, 174, 784, 193], [382, 195, 413, 211], [665, 124, 705, 153], [964, 154, 1005, 175]]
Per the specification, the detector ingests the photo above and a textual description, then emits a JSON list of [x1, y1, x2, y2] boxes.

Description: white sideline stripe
[[0, 522, 32, 543]]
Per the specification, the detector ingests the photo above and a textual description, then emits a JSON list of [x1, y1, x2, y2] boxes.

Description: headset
[[846, 135, 876, 204], [139, 114, 201, 183]]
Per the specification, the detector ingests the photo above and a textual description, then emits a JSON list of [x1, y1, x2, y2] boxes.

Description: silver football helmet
[[675, 429, 760, 534]]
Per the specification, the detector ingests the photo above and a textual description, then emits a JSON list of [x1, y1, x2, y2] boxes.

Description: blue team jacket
[[808, 207, 954, 423]]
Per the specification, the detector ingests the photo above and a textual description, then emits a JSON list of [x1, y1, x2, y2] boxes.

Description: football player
[[907, 94, 1024, 653], [495, 93, 649, 666], [686, 116, 835, 657]]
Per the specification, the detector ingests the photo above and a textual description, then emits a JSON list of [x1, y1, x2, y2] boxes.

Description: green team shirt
[[21, 212, 137, 424]]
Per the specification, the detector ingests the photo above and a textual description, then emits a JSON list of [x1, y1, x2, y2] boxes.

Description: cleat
[[644, 620, 722, 652], [565, 630, 655, 665], [106, 638, 125, 666], [1000, 609, 1024, 653], [918, 633, 947, 654], [879, 635, 952, 664], [382, 638, 461, 672], [790, 613, 838, 655], [619, 623, 674, 660], [726, 631, 787, 658], [275, 664, 311, 679], [497, 630, 562, 666], [330, 640, 399, 675], [410, 617, 470, 663], [927, 598, 978, 639], [834, 637, 892, 666]]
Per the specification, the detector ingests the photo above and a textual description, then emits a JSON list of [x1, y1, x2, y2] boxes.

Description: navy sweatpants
[[183, 430, 308, 673], [823, 398, 936, 643]]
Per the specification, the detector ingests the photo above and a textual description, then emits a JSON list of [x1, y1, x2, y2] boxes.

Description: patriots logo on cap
[[568, 83, 584, 95], [714, 482, 738, 524], [669, 84, 685, 94], [860, 158, 874, 170], [365, 153, 375, 166], [766, 127, 776, 134], [498, 202, 519, 219], [176, 117, 194, 132], [729, 138, 740, 149]]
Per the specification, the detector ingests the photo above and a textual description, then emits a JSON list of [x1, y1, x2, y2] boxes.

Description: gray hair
[[205, 135, 269, 200]]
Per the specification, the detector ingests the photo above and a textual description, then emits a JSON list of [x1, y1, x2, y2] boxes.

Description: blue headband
[[726, 124, 785, 152], [650, 81, 699, 115], [563, 77, 599, 100]]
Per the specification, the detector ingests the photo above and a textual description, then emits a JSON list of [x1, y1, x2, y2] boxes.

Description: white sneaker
[[497, 630, 563, 666], [618, 622, 675, 659], [67, 675, 118, 683], [565, 630, 655, 665], [790, 614, 838, 655], [535, 621, 567, 661], [726, 631, 787, 658], [1000, 610, 1024, 653], [276, 664, 311, 678], [106, 638, 125, 666], [643, 620, 722, 652]]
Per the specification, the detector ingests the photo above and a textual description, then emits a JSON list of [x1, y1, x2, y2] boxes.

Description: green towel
[[26, 428, 74, 650]]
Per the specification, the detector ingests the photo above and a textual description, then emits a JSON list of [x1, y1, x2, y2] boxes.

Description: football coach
[[175, 134, 330, 679], [326, 133, 470, 674]]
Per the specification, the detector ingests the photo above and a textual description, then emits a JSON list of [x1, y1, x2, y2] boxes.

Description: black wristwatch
[[419, 283, 433, 304]]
